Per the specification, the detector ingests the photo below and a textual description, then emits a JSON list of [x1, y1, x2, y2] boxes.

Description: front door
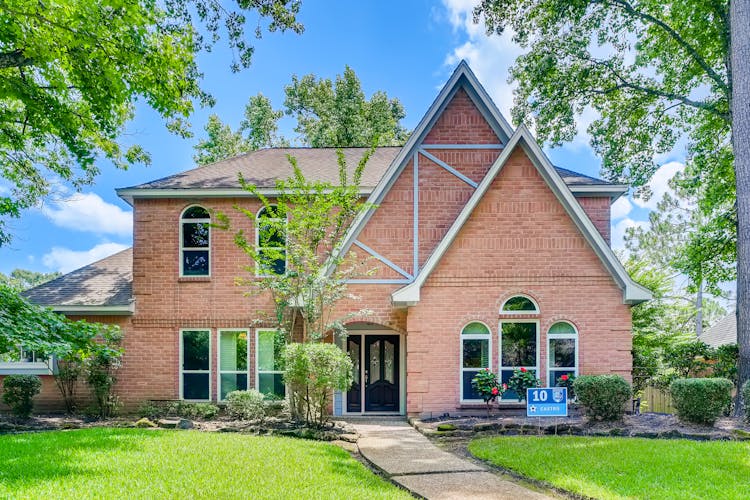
[[364, 335, 399, 412]]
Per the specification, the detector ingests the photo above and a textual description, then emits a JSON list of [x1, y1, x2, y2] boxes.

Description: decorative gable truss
[[343, 61, 512, 284]]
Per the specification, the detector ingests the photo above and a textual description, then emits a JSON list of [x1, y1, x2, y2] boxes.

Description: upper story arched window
[[256, 205, 287, 276], [180, 205, 210, 276], [500, 295, 539, 314]]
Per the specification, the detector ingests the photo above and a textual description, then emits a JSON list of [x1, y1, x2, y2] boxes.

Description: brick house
[[8, 62, 650, 417]]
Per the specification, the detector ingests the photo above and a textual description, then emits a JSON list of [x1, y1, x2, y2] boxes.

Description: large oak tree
[[0, 0, 303, 245], [474, 0, 749, 413]]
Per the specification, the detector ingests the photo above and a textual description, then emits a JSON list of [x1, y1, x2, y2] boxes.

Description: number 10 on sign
[[526, 388, 568, 417]]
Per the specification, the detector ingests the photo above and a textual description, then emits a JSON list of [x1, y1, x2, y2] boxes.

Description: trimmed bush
[[226, 390, 267, 422], [2, 375, 42, 419], [670, 378, 733, 425], [573, 375, 632, 421], [165, 401, 220, 420], [743, 380, 750, 423]]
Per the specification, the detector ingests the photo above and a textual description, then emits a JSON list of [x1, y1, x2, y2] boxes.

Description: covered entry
[[336, 325, 405, 415]]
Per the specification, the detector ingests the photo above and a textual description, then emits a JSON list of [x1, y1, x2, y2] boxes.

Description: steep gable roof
[[22, 248, 134, 314], [391, 126, 652, 306]]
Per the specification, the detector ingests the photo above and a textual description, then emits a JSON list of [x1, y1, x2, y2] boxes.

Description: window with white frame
[[255, 205, 286, 276], [218, 329, 249, 400], [180, 205, 210, 276], [0, 348, 52, 375], [548, 322, 578, 387], [501, 295, 539, 313], [499, 321, 539, 400], [181, 329, 211, 400], [256, 329, 285, 398], [460, 322, 491, 402]]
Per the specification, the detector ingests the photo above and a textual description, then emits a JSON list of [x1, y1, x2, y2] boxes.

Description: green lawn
[[0, 428, 411, 499], [469, 436, 750, 500]]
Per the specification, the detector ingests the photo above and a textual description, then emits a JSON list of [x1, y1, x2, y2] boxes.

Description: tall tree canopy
[[0, 0, 304, 245], [474, 0, 749, 412], [0, 269, 60, 291], [193, 66, 409, 165]]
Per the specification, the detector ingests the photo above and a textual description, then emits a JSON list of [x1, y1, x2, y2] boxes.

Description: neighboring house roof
[[700, 312, 737, 347], [390, 126, 652, 306], [22, 248, 134, 315]]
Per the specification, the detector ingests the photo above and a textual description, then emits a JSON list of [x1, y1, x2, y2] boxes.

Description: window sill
[[0, 363, 54, 376], [178, 276, 211, 283]]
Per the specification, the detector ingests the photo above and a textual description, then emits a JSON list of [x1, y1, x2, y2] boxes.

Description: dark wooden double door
[[346, 335, 399, 413]]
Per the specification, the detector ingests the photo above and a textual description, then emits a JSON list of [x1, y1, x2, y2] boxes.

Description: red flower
[[561, 374, 569, 381], [491, 387, 499, 396], [520, 367, 527, 373], [502, 383, 508, 390]]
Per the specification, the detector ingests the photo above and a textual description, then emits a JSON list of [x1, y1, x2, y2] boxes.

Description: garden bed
[[413, 412, 750, 441]]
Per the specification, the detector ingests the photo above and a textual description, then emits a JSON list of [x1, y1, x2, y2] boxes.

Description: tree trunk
[[696, 280, 703, 337], [731, 0, 750, 416]]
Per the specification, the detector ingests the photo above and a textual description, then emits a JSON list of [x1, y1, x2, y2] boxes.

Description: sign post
[[526, 387, 568, 417]]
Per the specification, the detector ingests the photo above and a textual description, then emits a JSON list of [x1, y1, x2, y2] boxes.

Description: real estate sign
[[526, 388, 567, 417]]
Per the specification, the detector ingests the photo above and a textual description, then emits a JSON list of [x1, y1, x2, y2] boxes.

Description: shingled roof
[[117, 147, 624, 195], [699, 312, 737, 347], [22, 248, 133, 313]]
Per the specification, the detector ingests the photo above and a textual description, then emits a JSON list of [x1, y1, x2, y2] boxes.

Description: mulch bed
[[413, 413, 750, 441]]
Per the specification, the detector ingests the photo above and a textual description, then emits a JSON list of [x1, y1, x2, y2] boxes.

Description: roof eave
[[51, 303, 135, 316]]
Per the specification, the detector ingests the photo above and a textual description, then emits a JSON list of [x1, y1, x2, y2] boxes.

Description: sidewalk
[[350, 419, 553, 500]]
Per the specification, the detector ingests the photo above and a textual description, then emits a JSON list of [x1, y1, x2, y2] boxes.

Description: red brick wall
[[404, 147, 632, 416], [577, 196, 612, 243], [423, 88, 499, 144]]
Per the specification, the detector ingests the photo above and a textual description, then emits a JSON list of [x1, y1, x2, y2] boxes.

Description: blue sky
[[0, 0, 679, 275]]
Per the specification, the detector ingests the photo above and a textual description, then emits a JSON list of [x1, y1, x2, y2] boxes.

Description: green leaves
[[1, 0, 305, 244]]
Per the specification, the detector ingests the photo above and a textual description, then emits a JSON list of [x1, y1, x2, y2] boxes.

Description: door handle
[[365, 370, 369, 385]]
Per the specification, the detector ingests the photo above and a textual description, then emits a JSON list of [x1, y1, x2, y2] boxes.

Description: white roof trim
[[51, 304, 135, 315], [392, 125, 652, 306], [117, 187, 372, 206], [326, 60, 513, 276]]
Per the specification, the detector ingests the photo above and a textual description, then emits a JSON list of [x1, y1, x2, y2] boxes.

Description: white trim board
[[391, 125, 652, 306]]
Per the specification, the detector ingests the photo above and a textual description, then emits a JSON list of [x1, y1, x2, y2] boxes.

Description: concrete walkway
[[351, 419, 553, 500]]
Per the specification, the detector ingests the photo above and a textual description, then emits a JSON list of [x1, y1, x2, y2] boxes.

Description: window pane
[[182, 330, 210, 370], [259, 249, 286, 275], [462, 322, 490, 335], [462, 339, 489, 368], [220, 331, 248, 371], [550, 338, 575, 368], [500, 369, 537, 400], [502, 296, 537, 312], [384, 340, 395, 384], [463, 370, 482, 400], [258, 331, 283, 371], [549, 322, 576, 335], [259, 224, 285, 248], [259, 373, 285, 398], [550, 370, 575, 387], [183, 206, 210, 219], [183, 250, 209, 275], [183, 222, 209, 248], [369, 340, 381, 382], [220, 373, 248, 400], [501, 322, 537, 367], [183, 373, 209, 400]]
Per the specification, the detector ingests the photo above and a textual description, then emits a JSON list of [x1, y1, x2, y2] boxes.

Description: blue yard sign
[[526, 388, 568, 417]]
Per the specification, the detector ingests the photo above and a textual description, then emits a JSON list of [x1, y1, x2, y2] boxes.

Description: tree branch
[[0, 50, 32, 69], [600, 0, 729, 94]]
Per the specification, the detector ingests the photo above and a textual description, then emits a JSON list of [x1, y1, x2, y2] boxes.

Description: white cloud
[[42, 192, 132, 236], [611, 196, 633, 220], [442, 0, 523, 119], [42, 242, 129, 274], [632, 161, 684, 210], [612, 217, 649, 251]]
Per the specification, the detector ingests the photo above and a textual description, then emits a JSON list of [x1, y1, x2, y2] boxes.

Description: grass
[[469, 436, 750, 500], [0, 428, 411, 499]]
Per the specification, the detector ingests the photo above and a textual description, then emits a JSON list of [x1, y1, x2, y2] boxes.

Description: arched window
[[499, 295, 539, 400], [501, 295, 539, 313], [256, 205, 286, 276], [548, 321, 578, 387], [180, 206, 210, 276], [460, 322, 491, 402]]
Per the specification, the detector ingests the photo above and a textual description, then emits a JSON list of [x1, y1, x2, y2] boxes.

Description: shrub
[[573, 375, 632, 421], [284, 342, 353, 426], [85, 329, 124, 419], [137, 401, 166, 419], [471, 369, 503, 416], [555, 374, 576, 400], [226, 390, 267, 422], [2, 375, 42, 419], [742, 380, 750, 423], [712, 344, 738, 385], [670, 378, 733, 425], [507, 367, 540, 401], [165, 401, 220, 420]]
